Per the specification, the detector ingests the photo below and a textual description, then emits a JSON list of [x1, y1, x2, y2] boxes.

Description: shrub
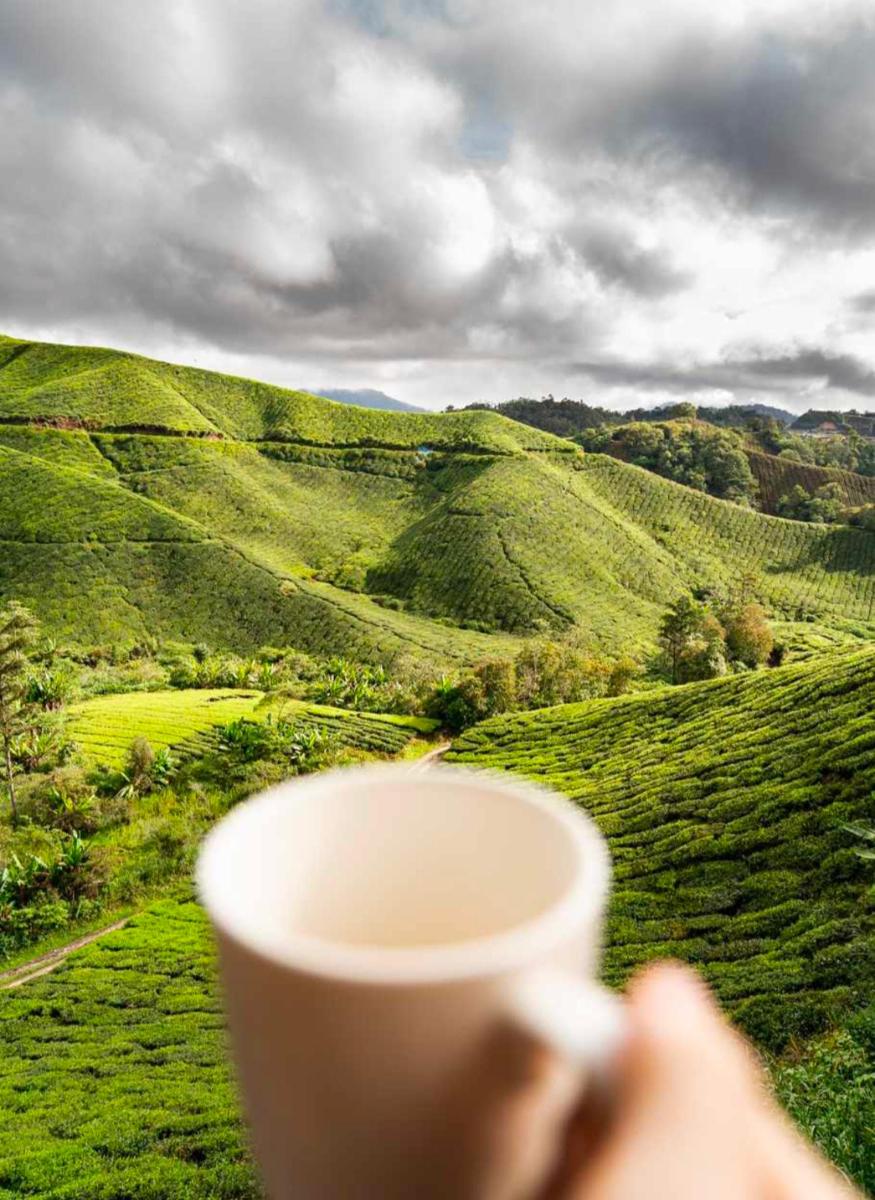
[[16, 765, 99, 834], [723, 603, 775, 668]]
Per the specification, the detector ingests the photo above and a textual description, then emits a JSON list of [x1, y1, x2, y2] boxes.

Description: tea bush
[[449, 646, 875, 1050]]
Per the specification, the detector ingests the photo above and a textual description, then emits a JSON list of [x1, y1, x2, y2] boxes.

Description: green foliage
[[751, 420, 875, 478], [0, 602, 39, 823], [772, 1020, 875, 1194], [658, 595, 723, 683], [777, 482, 845, 524], [427, 643, 638, 731], [844, 822, 875, 861], [723, 602, 775, 668], [579, 420, 758, 505], [217, 717, 335, 776], [448, 647, 875, 1052], [0, 833, 100, 951], [456, 395, 618, 436]]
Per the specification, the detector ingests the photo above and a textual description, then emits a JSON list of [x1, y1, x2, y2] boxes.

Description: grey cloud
[[1, 0, 875, 409], [850, 289, 875, 313], [569, 348, 875, 399], [567, 224, 692, 298]]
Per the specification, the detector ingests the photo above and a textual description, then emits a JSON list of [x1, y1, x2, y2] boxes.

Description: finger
[[557, 963, 765, 1199]]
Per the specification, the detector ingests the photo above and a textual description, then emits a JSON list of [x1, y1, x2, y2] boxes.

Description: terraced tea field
[[448, 646, 875, 1049], [68, 689, 436, 768], [575, 456, 875, 627], [68, 690, 265, 768], [1, 333, 874, 663], [0, 334, 561, 452], [748, 450, 875, 515], [0, 899, 260, 1200]]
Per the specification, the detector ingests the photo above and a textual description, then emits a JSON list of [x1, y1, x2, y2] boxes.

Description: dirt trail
[[1, 740, 454, 989], [407, 740, 452, 771], [1, 918, 129, 990]]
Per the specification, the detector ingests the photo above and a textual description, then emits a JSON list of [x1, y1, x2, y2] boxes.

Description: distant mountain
[[622, 401, 796, 428], [312, 387, 424, 413], [457, 397, 796, 438]]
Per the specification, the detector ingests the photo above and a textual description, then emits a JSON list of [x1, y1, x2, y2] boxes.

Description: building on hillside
[[789, 410, 875, 439]]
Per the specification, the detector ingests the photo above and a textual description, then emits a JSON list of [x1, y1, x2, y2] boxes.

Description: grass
[[447, 646, 875, 1050], [748, 449, 875, 515], [68, 689, 437, 769]]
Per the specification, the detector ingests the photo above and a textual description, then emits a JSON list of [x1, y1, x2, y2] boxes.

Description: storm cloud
[[1, 0, 874, 409]]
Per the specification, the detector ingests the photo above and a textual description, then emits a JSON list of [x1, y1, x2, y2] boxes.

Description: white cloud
[[0, 0, 874, 410]]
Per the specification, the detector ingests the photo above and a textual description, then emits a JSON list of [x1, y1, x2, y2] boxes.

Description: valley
[[0, 336, 873, 1197]]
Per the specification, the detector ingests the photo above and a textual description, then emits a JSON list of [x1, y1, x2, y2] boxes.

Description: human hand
[[544, 963, 860, 1200]]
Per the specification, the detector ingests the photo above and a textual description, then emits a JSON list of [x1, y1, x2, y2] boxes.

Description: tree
[[0, 602, 39, 824], [777, 482, 843, 524], [724, 603, 774, 668], [659, 595, 708, 684]]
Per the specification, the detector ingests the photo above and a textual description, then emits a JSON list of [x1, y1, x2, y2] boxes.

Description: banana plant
[[844, 822, 875, 860]]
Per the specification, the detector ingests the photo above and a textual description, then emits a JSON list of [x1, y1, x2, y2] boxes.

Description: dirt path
[[1, 918, 129, 990], [407, 740, 452, 771], [1, 740, 455, 990]]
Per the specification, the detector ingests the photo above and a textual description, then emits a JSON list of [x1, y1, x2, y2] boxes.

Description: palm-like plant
[[844, 823, 875, 861]]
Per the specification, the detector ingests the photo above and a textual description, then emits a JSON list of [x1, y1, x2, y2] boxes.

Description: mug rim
[[196, 764, 610, 986]]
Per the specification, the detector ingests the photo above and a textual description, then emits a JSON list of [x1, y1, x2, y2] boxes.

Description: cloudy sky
[[2, 0, 875, 411]]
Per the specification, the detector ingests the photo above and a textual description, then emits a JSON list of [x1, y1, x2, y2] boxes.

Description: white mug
[[197, 765, 625, 1199]]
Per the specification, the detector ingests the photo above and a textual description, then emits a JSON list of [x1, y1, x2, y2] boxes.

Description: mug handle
[[506, 968, 627, 1072]]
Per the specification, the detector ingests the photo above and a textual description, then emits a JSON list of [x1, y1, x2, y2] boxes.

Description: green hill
[[1, 335, 874, 662], [448, 645, 875, 1046], [0, 334, 559, 452]]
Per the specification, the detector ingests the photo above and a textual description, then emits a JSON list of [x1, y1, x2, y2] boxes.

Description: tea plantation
[[0, 899, 261, 1200], [747, 450, 875, 515], [68, 689, 435, 769], [2, 334, 875, 664], [448, 646, 875, 1049], [2, 647, 875, 1196]]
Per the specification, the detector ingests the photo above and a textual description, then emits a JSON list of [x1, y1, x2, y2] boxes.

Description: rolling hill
[[447, 645, 875, 1047], [1, 334, 874, 663]]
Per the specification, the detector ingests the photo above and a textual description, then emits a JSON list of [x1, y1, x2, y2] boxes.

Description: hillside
[[748, 449, 875, 514], [1, 335, 874, 661], [0, 335, 557, 452], [3, 650, 874, 1197], [68, 689, 435, 768], [447, 645, 875, 1046]]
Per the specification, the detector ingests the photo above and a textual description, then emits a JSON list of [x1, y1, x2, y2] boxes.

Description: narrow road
[[1, 740, 454, 989]]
